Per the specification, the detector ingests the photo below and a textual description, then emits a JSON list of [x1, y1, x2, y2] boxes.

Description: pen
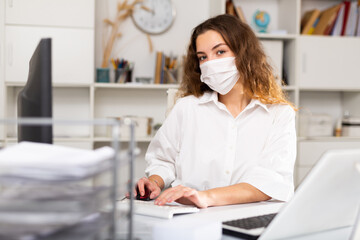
[[118, 196, 127, 201], [111, 58, 117, 69]]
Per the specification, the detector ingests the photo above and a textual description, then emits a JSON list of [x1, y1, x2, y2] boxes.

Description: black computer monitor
[[17, 38, 53, 143]]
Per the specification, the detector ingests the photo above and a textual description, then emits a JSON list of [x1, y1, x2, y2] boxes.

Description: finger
[[155, 186, 188, 205], [167, 187, 192, 203], [149, 187, 161, 199], [180, 190, 207, 208], [154, 188, 173, 205], [137, 178, 147, 196]]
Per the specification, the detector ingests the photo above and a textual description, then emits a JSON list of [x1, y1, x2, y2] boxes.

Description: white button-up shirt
[[145, 91, 297, 201]]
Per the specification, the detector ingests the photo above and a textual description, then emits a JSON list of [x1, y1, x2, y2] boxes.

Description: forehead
[[196, 30, 226, 51]]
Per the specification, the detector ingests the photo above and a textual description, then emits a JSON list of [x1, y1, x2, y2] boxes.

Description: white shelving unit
[[230, 0, 360, 186]]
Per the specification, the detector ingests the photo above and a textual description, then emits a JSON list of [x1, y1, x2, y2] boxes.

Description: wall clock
[[132, 0, 176, 35]]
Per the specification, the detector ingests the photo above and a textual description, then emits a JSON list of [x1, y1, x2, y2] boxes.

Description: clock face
[[132, 0, 176, 35]]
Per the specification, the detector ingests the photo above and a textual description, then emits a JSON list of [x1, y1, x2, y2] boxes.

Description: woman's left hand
[[154, 185, 209, 208]]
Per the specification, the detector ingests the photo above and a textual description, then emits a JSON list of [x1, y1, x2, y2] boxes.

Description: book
[[301, 9, 321, 34], [234, 6, 247, 23], [345, 1, 359, 36], [324, 4, 342, 35], [226, 0, 236, 16], [308, 18, 320, 34], [356, 5, 360, 36], [160, 53, 166, 84], [313, 4, 341, 35], [341, 1, 351, 36], [323, 10, 340, 35], [331, 3, 345, 36], [154, 51, 163, 84]]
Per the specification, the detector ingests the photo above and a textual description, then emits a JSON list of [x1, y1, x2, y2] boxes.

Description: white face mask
[[200, 57, 239, 95]]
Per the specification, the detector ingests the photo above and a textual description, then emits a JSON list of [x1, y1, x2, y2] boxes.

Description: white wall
[[95, 0, 213, 81]]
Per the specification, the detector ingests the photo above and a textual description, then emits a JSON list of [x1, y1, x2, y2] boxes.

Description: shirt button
[[232, 124, 236, 129], [229, 146, 233, 150], [226, 170, 230, 174]]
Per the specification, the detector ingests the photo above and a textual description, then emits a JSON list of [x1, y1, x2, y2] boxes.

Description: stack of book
[[301, 0, 360, 36], [154, 52, 178, 84]]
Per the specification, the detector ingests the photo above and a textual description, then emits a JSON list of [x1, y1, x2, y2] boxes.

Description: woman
[[135, 14, 296, 208]]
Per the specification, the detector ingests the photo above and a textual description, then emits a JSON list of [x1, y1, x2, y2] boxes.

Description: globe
[[253, 10, 270, 33]]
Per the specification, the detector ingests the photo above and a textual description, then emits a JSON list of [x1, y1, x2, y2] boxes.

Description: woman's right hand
[[130, 177, 162, 200]]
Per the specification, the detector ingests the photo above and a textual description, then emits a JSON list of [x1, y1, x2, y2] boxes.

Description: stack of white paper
[[0, 142, 115, 181]]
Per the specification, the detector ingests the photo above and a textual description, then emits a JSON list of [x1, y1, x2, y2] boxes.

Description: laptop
[[223, 149, 360, 239], [350, 206, 360, 240]]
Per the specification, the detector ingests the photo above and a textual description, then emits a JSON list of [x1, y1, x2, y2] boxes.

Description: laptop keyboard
[[223, 213, 277, 230]]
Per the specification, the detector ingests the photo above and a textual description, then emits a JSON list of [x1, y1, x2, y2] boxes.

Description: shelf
[[299, 87, 360, 92], [257, 33, 297, 40], [54, 83, 92, 88], [5, 82, 91, 88], [298, 136, 360, 142], [6, 136, 153, 143], [54, 137, 93, 142], [94, 83, 180, 89], [299, 35, 360, 40], [94, 136, 152, 142], [5, 137, 93, 142], [282, 85, 297, 91]]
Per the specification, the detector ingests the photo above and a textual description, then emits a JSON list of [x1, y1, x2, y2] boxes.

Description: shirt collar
[[198, 91, 270, 113], [199, 91, 218, 104], [247, 98, 270, 113]]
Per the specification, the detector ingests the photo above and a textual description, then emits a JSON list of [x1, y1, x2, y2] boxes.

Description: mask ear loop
[[355, 162, 360, 174]]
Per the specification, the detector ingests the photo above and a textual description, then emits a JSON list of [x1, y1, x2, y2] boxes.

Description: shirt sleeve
[[241, 105, 297, 202], [144, 99, 184, 189]]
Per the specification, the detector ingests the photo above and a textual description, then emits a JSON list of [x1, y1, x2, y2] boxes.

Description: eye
[[198, 55, 207, 62], [217, 50, 226, 55]]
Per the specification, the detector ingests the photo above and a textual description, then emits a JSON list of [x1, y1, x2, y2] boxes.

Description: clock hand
[[152, 0, 156, 16], [141, 5, 154, 15]]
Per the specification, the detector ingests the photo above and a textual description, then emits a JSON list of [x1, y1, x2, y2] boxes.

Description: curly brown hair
[[179, 14, 294, 108]]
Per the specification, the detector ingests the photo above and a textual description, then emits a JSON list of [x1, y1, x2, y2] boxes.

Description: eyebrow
[[196, 43, 227, 55]]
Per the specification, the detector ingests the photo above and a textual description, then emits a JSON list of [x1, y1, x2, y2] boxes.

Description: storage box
[[299, 113, 333, 137], [342, 117, 360, 137], [107, 116, 153, 139]]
